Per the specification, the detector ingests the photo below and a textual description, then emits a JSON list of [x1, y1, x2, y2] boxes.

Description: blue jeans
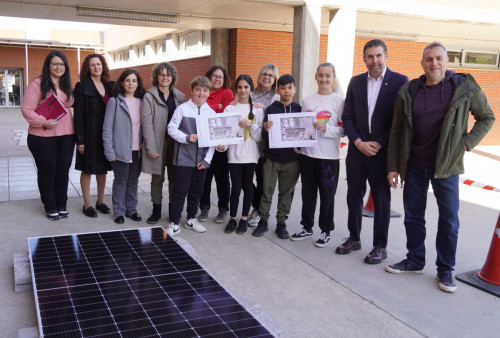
[[403, 164, 460, 272]]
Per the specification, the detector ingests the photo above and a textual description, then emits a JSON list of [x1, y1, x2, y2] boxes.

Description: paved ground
[[1, 107, 499, 337]]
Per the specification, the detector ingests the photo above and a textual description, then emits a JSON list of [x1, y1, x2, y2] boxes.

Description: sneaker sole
[[198, 217, 208, 222], [385, 266, 424, 274], [184, 223, 206, 233], [290, 235, 312, 241], [314, 241, 329, 248], [436, 277, 457, 293], [146, 220, 159, 224], [215, 219, 227, 224]]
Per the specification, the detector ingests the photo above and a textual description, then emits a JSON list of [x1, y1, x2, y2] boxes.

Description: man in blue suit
[[338, 39, 408, 264]]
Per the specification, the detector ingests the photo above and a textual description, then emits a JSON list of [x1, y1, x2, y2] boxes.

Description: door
[[0, 68, 23, 107]]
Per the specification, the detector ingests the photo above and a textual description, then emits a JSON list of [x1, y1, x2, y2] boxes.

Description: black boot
[[146, 204, 162, 224]]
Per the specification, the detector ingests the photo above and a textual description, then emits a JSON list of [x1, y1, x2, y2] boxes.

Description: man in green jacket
[[385, 42, 495, 293]]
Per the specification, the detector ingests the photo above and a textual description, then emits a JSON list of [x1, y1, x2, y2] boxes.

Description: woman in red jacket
[[198, 66, 234, 223]]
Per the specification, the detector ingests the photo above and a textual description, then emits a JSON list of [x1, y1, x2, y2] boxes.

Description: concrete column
[[291, 4, 322, 103], [210, 29, 229, 69], [328, 6, 357, 98]]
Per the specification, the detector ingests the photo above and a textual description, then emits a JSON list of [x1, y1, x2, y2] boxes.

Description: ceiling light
[[77, 6, 180, 24]]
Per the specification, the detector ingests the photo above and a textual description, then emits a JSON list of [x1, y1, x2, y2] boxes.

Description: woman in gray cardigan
[[103, 69, 146, 224], [141, 63, 185, 224]]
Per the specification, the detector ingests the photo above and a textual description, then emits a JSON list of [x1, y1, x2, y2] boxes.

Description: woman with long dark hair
[[74, 54, 114, 218], [141, 62, 185, 224], [198, 65, 234, 223], [102, 69, 145, 224], [21, 50, 75, 221]]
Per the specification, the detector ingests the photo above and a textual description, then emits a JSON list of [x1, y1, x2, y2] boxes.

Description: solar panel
[[28, 227, 274, 337]]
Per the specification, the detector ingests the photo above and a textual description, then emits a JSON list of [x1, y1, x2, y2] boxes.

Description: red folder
[[35, 94, 67, 121]]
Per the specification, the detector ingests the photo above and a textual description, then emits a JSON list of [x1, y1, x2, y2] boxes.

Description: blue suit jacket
[[342, 68, 408, 152]]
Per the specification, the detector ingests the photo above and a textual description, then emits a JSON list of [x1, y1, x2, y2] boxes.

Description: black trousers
[[229, 163, 256, 218], [345, 148, 391, 248], [200, 150, 230, 210], [169, 165, 207, 224], [251, 157, 265, 209], [28, 134, 74, 213], [299, 155, 339, 233]]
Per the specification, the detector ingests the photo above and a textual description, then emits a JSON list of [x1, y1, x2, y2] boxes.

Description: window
[[446, 47, 499, 68], [178, 31, 202, 55], [464, 51, 498, 66], [137, 45, 146, 59], [157, 40, 167, 56], [447, 50, 462, 65]]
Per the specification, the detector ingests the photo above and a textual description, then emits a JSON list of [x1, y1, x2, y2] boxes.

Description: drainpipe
[[25, 43, 29, 88]]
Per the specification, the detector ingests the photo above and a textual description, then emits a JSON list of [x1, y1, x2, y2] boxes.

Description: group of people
[[21, 38, 494, 293]]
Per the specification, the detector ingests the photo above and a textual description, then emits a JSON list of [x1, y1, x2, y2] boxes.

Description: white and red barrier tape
[[460, 177, 500, 193]]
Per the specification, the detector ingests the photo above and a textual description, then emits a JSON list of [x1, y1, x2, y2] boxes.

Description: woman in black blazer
[[73, 54, 115, 217]]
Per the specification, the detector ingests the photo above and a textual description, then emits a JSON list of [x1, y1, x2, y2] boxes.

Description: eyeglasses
[[158, 73, 171, 78], [50, 63, 65, 68], [261, 73, 274, 78], [211, 75, 224, 80]]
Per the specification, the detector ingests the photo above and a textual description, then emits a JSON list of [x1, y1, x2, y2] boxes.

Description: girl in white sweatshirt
[[220, 74, 264, 234], [290, 63, 344, 247]]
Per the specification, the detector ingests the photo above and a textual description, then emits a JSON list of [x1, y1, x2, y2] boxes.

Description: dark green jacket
[[387, 73, 495, 181]]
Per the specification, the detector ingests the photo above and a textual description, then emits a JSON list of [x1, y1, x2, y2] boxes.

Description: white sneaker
[[314, 232, 331, 248], [167, 222, 181, 237], [184, 218, 207, 233], [247, 208, 260, 227]]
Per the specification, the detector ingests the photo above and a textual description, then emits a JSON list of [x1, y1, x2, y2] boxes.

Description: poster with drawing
[[197, 111, 244, 147], [268, 112, 318, 148]]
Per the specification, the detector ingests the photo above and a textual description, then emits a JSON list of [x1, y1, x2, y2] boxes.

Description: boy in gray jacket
[[167, 76, 216, 236]]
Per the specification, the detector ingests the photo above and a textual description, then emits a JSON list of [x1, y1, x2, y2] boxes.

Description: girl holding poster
[[219, 75, 264, 235], [290, 63, 344, 247]]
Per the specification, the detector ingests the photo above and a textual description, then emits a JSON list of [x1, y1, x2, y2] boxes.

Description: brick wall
[[227, 31, 498, 146], [353, 38, 499, 145], [0, 45, 94, 88], [228, 28, 328, 85], [109, 56, 211, 101]]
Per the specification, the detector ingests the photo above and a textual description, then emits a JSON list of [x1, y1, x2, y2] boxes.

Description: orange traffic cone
[[456, 213, 500, 296], [362, 190, 402, 218], [362, 191, 375, 217], [478, 214, 500, 285]]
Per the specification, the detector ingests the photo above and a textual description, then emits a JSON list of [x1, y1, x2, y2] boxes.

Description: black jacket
[[73, 79, 115, 173], [262, 100, 302, 163]]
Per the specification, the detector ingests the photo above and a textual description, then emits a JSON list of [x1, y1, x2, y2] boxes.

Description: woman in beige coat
[[141, 62, 185, 224]]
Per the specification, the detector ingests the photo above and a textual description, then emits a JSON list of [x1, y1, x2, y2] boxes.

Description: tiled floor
[[0, 156, 163, 202]]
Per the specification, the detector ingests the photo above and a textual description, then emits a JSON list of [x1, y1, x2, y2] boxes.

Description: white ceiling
[[0, 0, 499, 49]]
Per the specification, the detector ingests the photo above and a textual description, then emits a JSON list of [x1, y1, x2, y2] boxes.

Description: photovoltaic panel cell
[[28, 227, 274, 337]]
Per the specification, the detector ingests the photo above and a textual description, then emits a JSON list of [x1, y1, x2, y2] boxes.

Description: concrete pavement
[[1, 107, 499, 337]]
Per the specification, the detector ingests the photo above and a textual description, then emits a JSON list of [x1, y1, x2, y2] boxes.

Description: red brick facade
[[3, 28, 497, 145], [0, 45, 94, 88], [228, 30, 499, 146], [109, 56, 211, 101]]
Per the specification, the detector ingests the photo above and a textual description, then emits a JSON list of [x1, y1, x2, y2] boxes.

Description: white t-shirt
[[223, 103, 264, 164], [300, 92, 344, 160]]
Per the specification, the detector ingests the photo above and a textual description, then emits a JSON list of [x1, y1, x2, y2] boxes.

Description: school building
[[0, 0, 498, 144]]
